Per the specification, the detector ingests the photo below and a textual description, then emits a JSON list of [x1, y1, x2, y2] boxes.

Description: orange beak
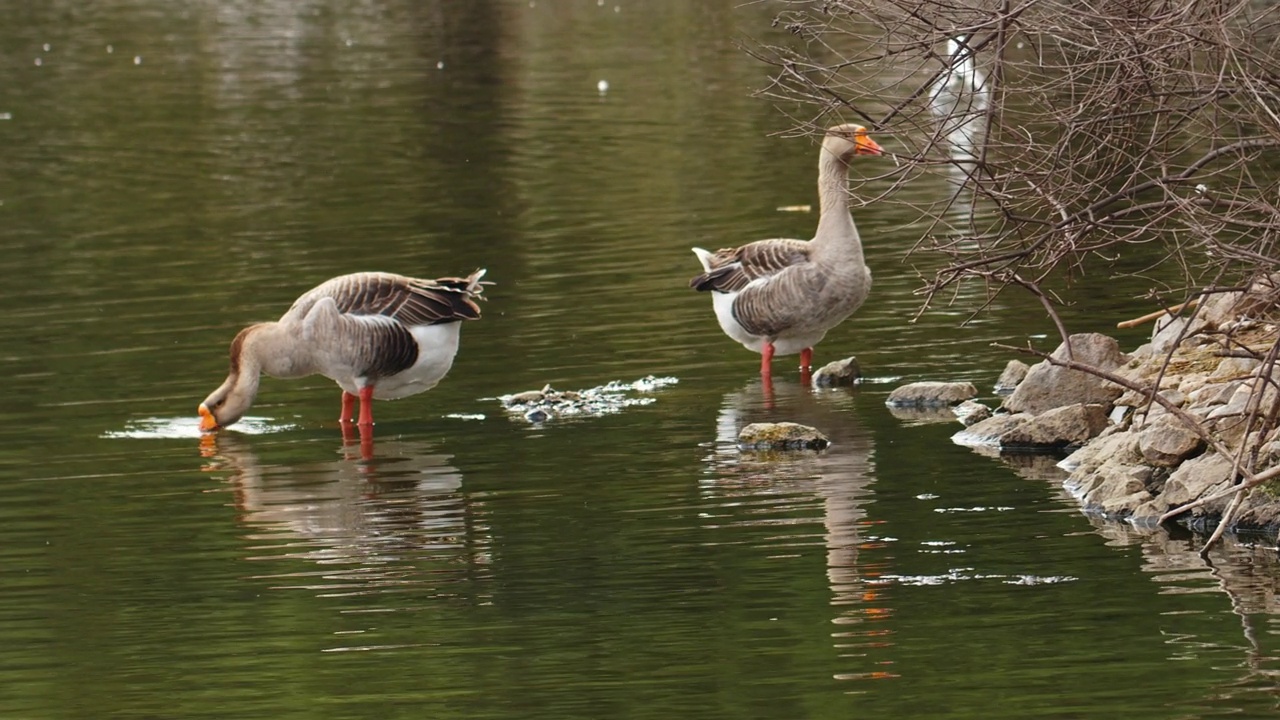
[[855, 133, 883, 156], [198, 404, 219, 432]]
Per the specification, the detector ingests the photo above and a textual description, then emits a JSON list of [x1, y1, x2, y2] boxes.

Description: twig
[[1115, 298, 1201, 329], [1201, 486, 1246, 557]]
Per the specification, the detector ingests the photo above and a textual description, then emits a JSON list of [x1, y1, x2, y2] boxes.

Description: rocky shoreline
[[893, 275, 1280, 539]]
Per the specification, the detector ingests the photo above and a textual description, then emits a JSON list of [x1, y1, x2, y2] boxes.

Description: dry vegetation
[[749, 0, 1280, 544]]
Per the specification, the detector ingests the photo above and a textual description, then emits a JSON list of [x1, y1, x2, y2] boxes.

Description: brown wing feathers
[[325, 272, 484, 326], [690, 241, 810, 294], [399, 276, 484, 325], [313, 271, 486, 380], [360, 322, 420, 381]]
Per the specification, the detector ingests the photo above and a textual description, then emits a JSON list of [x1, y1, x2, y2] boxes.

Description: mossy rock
[[737, 422, 830, 451]]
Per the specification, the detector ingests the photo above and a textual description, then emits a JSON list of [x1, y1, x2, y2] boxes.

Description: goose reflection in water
[[198, 433, 491, 600], [701, 379, 897, 681]]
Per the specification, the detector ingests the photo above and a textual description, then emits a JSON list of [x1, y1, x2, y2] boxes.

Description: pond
[[2, 1, 1279, 718]]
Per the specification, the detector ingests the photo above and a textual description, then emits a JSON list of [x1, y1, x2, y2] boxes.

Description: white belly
[[333, 323, 462, 400], [710, 291, 826, 357]]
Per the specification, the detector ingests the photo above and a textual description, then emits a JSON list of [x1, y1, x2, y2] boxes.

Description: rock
[[953, 400, 993, 426], [1137, 419, 1204, 467], [1230, 495, 1280, 530], [1239, 272, 1280, 315], [1198, 290, 1247, 328], [1130, 498, 1169, 525], [1002, 333, 1128, 415], [1151, 315, 1205, 354], [737, 422, 830, 451], [945, 275, 1280, 533], [811, 357, 862, 387], [1060, 430, 1141, 476], [1064, 435, 1166, 518], [1211, 356, 1261, 380], [1126, 464, 1155, 484], [952, 412, 1031, 448], [1208, 414, 1252, 451], [1187, 380, 1240, 407], [1132, 389, 1189, 426], [1115, 387, 1186, 421], [997, 403, 1110, 452], [994, 360, 1030, 394], [1079, 470, 1148, 512], [886, 381, 978, 407], [1253, 361, 1280, 383], [1159, 452, 1234, 509], [1175, 372, 1211, 397], [1128, 342, 1159, 359], [1100, 489, 1155, 517], [1207, 382, 1264, 420], [1070, 459, 1147, 510]]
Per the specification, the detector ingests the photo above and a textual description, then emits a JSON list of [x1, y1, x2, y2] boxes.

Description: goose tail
[[692, 247, 716, 272], [434, 268, 489, 299]]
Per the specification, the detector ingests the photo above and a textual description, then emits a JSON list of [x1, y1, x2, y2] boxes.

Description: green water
[[2, 1, 1279, 718]]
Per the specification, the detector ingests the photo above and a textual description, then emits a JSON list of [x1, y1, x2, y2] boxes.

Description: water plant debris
[[496, 375, 678, 423]]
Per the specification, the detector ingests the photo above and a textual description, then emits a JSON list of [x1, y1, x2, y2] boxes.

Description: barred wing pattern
[[289, 270, 486, 381]]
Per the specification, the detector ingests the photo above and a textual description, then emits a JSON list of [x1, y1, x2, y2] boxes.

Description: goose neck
[[813, 153, 861, 259], [239, 322, 307, 379]]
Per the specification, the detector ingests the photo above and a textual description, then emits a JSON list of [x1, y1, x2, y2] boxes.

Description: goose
[[689, 124, 883, 377], [198, 269, 487, 431], [928, 35, 989, 147]]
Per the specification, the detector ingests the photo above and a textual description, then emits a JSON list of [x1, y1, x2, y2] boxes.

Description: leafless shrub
[[752, 0, 1280, 303], [748, 0, 1280, 544]]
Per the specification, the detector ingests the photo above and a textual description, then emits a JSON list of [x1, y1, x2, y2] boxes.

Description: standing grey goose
[[689, 124, 883, 377], [198, 269, 486, 431]]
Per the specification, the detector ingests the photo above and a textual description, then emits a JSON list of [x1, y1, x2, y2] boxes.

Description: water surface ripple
[[1, 1, 1278, 719]]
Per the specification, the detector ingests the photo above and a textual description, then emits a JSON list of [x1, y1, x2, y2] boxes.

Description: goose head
[[198, 326, 262, 431], [823, 124, 883, 161]]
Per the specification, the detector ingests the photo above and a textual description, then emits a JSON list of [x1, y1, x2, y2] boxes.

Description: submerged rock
[[811, 356, 862, 387], [887, 404, 961, 424], [737, 422, 830, 451], [886, 381, 978, 407]]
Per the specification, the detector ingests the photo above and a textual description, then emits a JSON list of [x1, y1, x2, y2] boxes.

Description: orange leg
[[357, 386, 375, 426], [799, 347, 814, 386], [340, 391, 357, 423], [760, 342, 775, 379]]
